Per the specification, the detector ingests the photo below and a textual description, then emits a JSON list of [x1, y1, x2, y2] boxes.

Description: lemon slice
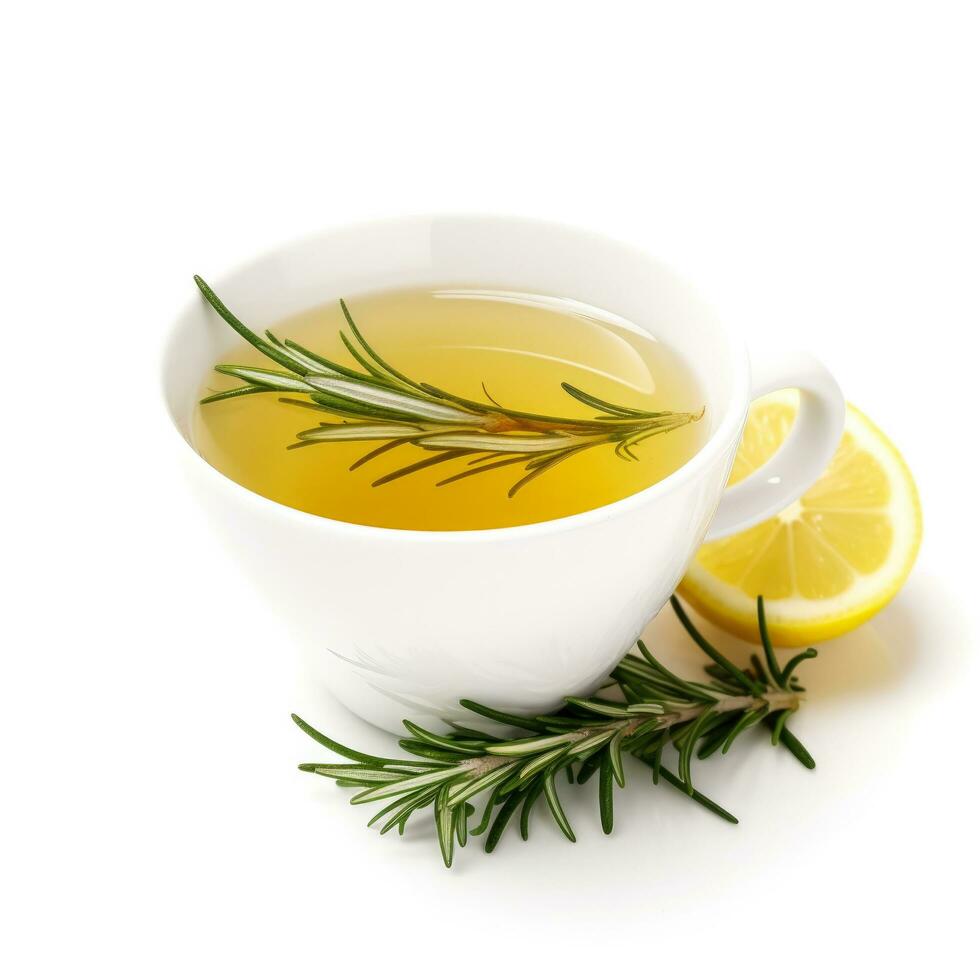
[[678, 392, 921, 645]]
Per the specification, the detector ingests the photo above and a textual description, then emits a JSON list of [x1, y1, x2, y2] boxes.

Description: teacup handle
[[705, 352, 845, 541]]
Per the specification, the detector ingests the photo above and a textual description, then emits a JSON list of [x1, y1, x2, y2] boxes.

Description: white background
[[3, 2, 978, 977]]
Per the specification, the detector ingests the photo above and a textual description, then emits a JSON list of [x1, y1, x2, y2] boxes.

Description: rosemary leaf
[[458, 700, 553, 734], [517, 745, 570, 782], [434, 786, 455, 868], [291, 714, 416, 767], [543, 772, 577, 843], [214, 365, 314, 393], [565, 697, 635, 718], [199, 385, 267, 404], [608, 729, 627, 788], [350, 765, 469, 804], [372, 449, 475, 487], [418, 432, 588, 453], [599, 754, 615, 834], [779, 649, 819, 688], [484, 788, 527, 854], [305, 375, 480, 424], [485, 732, 578, 756], [296, 423, 423, 443], [520, 779, 547, 841]]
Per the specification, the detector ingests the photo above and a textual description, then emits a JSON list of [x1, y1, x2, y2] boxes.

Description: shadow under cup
[[161, 216, 746, 733]]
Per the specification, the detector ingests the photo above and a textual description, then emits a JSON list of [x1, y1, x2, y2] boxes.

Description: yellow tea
[[193, 286, 706, 531]]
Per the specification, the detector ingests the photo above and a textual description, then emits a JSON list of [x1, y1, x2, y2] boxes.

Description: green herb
[[195, 276, 703, 495], [294, 595, 816, 867]]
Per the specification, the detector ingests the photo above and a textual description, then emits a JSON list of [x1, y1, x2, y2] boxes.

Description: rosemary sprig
[[195, 276, 704, 495], [295, 596, 817, 867]]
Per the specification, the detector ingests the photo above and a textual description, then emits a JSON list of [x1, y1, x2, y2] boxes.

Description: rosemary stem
[[460, 690, 800, 778], [662, 690, 800, 729]]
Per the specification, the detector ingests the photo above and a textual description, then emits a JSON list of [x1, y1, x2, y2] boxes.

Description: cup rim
[[160, 213, 750, 543]]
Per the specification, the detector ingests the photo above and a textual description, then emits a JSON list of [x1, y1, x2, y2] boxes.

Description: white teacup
[[162, 216, 844, 733]]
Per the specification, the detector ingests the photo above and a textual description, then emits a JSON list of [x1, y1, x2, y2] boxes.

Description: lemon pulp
[[678, 393, 921, 645]]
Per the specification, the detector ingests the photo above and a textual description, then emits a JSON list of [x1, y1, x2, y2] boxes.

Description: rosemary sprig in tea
[[195, 276, 704, 495], [294, 596, 817, 867]]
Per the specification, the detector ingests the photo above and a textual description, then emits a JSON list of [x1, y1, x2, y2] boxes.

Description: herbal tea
[[193, 284, 706, 530]]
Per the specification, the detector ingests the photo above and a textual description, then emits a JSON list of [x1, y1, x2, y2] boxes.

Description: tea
[[193, 286, 706, 531]]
